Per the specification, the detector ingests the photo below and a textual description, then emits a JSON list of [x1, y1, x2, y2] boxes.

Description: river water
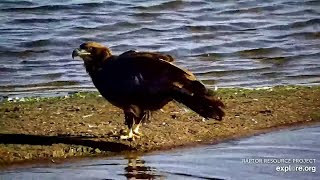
[[0, 0, 320, 97], [1, 126, 319, 179]]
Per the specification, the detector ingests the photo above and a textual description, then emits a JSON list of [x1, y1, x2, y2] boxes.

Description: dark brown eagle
[[72, 42, 225, 141]]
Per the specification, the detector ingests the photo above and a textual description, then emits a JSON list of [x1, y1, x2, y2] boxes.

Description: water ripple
[[0, 0, 320, 97]]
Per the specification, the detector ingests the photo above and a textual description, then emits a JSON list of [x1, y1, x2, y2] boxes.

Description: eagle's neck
[[84, 55, 115, 76], [84, 61, 102, 74]]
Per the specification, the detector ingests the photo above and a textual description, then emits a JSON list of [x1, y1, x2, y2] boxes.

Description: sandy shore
[[0, 86, 319, 166]]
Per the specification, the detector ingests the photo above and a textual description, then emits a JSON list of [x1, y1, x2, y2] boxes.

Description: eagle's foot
[[120, 134, 134, 141], [120, 129, 141, 141], [133, 131, 142, 137], [120, 134, 140, 141], [133, 123, 142, 137]]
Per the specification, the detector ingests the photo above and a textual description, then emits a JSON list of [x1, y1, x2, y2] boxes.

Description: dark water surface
[[1, 126, 319, 179], [1, 0, 320, 97]]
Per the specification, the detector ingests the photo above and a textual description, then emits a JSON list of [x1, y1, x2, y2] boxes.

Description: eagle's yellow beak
[[72, 48, 91, 59]]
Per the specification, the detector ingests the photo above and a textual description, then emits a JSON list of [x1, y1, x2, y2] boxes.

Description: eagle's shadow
[[0, 133, 134, 152]]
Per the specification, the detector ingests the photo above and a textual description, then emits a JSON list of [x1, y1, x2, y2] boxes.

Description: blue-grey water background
[[1, 126, 319, 179], [0, 0, 320, 97]]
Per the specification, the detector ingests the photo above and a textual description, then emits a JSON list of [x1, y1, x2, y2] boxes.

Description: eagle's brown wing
[[102, 53, 224, 120], [119, 50, 175, 62]]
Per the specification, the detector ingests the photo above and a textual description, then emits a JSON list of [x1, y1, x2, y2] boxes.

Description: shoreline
[[2, 121, 320, 170], [1, 86, 319, 168]]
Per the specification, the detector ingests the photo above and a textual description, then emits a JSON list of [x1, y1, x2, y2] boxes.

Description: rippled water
[[0, 0, 320, 97], [1, 126, 319, 179]]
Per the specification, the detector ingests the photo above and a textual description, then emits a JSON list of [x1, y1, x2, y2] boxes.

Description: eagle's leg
[[141, 110, 151, 123], [133, 111, 150, 136], [133, 122, 142, 136], [120, 113, 135, 140]]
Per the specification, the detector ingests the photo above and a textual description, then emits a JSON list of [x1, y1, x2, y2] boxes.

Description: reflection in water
[[124, 154, 163, 180]]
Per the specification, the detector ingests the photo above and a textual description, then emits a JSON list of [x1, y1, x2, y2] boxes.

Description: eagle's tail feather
[[172, 82, 225, 120]]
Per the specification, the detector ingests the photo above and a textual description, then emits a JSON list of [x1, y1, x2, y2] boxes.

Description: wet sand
[[0, 86, 319, 167]]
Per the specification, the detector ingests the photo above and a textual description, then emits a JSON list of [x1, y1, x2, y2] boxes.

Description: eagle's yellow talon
[[133, 131, 142, 137], [120, 134, 140, 141], [120, 135, 135, 141]]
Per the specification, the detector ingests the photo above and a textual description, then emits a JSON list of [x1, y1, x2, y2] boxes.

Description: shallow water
[[0, 0, 320, 97], [1, 126, 319, 179]]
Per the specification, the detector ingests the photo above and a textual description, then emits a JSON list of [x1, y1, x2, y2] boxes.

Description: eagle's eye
[[82, 45, 91, 51]]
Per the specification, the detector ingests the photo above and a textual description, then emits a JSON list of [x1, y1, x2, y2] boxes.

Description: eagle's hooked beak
[[72, 48, 91, 59]]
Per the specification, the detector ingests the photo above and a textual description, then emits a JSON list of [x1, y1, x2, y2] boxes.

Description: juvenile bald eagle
[[72, 42, 225, 140]]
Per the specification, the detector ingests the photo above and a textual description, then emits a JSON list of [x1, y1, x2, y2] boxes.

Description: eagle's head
[[72, 42, 112, 63]]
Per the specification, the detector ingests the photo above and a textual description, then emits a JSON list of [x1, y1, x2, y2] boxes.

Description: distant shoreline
[[0, 86, 319, 167]]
